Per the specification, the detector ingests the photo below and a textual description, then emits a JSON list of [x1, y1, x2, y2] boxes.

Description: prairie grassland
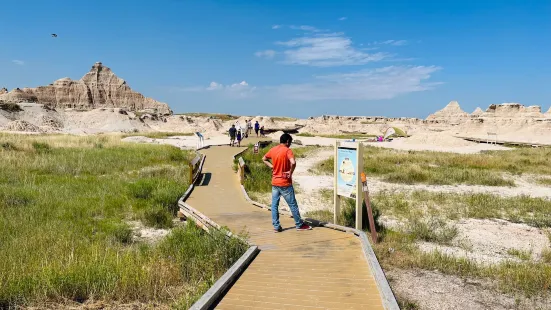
[[122, 132, 195, 139], [296, 132, 377, 139], [315, 146, 551, 186], [0, 133, 247, 308], [374, 190, 551, 228], [307, 191, 551, 298]]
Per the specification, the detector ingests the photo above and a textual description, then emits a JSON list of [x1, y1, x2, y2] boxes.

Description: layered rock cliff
[[0, 62, 171, 115], [426, 101, 470, 124], [482, 103, 544, 118]]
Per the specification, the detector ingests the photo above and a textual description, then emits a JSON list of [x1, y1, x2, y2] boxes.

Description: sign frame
[[334, 141, 363, 230], [195, 132, 204, 149]]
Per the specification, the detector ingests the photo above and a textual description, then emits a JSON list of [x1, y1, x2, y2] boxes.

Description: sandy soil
[[366, 137, 510, 154], [293, 132, 510, 154], [387, 268, 551, 310], [297, 173, 551, 200], [418, 219, 550, 265], [128, 220, 170, 243], [122, 134, 239, 149]]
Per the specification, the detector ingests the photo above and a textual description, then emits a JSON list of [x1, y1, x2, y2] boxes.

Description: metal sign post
[[334, 141, 363, 230], [195, 132, 204, 149]]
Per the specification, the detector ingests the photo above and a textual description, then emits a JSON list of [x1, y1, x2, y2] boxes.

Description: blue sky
[[1, 0, 549, 118]]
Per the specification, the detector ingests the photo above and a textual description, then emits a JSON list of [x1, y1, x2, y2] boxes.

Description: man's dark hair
[[280, 133, 293, 144]]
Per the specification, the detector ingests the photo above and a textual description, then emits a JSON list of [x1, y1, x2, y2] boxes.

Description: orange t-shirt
[[264, 144, 294, 187]]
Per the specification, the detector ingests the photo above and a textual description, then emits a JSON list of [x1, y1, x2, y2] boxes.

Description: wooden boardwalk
[[185, 142, 387, 309]]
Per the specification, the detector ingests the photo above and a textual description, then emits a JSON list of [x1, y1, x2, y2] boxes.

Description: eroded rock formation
[[426, 101, 470, 124], [470, 107, 484, 117], [0, 62, 171, 115], [482, 103, 544, 118]]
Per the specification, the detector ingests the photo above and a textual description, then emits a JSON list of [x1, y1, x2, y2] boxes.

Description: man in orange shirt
[[262, 133, 312, 232]]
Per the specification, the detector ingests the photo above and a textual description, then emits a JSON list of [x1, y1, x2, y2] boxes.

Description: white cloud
[[206, 81, 223, 90], [272, 25, 281, 29], [289, 25, 322, 32], [12, 60, 25, 65], [180, 80, 256, 98], [376, 40, 408, 46], [273, 66, 442, 100], [254, 49, 276, 59], [338, 17, 347, 21], [175, 66, 442, 101], [276, 33, 387, 66]]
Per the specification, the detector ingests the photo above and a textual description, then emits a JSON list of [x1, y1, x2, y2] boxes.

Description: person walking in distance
[[248, 119, 253, 136], [254, 121, 260, 137], [262, 133, 312, 232], [236, 129, 242, 147], [228, 125, 237, 147]]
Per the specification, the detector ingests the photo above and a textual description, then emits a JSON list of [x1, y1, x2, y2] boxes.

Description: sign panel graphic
[[337, 147, 358, 198]]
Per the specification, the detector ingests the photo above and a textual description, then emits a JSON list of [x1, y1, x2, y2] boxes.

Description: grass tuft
[[406, 217, 458, 244], [31, 141, 51, 153], [507, 249, 532, 261], [143, 205, 174, 229], [0, 103, 23, 112]]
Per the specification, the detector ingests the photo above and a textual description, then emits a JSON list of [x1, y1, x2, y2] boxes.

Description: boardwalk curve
[[185, 142, 396, 309]]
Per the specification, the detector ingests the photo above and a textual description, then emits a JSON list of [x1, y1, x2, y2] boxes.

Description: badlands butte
[[1, 62, 551, 146]]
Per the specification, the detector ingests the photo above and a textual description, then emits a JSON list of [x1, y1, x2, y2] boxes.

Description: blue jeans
[[271, 185, 303, 229]]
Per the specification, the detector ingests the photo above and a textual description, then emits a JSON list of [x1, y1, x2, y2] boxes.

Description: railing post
[[238, 157, 246, 185], [189, 162, 194, 186]]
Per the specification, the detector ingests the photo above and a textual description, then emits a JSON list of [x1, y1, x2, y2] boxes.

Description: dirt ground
[[387, 268, 551, 310]]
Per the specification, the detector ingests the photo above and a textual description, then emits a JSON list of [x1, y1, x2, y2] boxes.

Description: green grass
[[0, 134, 247, 308], [312, 145, 551, 186], [177, 112, 239, 122], [306, 196, 551, 297], [296, 132, 377, 139], [405, 217, 458, 244], [391, 127, 407, 137], [373, 190, 551, 228], [537, 177, 551, 186], [122, 132, 194, 139], [374, 236, 551, 297], [235, 143, 316, 194], [541, 249, 551, 264], [507, 249, 532, 261]]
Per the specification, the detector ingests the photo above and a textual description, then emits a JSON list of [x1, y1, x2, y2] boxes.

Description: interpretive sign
[[337, 147, 358, 198], [334, 141, 364, 230]]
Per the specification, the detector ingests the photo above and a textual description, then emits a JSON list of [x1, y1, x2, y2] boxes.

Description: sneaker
[[296, 223, 312, 231], [274, 226, 283, 233]]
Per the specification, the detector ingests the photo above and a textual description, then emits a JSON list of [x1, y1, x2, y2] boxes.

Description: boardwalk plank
[[186, 142, 385, 309]]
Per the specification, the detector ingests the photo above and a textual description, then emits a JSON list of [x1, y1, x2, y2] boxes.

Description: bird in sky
[[51, 33, 57, 38]]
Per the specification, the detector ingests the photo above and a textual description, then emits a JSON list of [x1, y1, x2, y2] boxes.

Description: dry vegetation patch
[[315, 146, 551, 186], [0, 133, 247, 308]]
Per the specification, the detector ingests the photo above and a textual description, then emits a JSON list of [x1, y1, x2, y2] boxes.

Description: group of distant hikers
[[228, 119, 265, 147], [228, 122, 312, 231]]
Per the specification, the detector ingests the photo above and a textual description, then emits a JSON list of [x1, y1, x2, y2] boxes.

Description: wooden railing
[[189, 153, 203, 186], [237, 157, 246, 185]]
